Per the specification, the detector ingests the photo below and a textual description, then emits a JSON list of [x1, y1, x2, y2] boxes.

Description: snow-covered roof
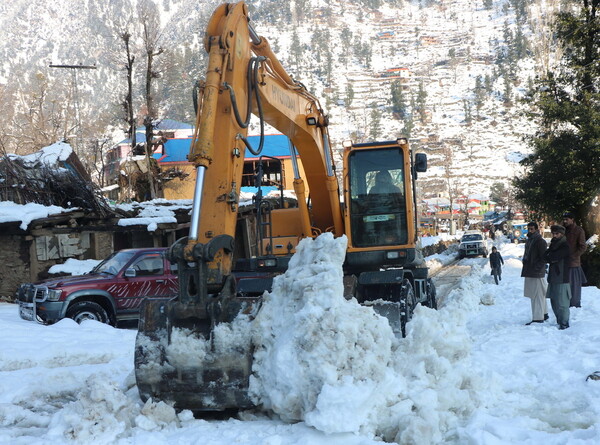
[[7, 142, 73, 168]]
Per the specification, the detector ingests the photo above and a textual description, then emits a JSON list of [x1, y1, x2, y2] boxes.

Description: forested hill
[[0, 0, 559, 197]]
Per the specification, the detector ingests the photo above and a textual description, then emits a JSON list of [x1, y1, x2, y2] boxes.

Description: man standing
[[545, 225, 572, 330], [521, 221, 548, 324], [562, 212, 587, 307]]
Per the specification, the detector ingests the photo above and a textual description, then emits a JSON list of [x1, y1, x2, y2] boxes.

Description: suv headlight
[[46, 289, 63, 301]]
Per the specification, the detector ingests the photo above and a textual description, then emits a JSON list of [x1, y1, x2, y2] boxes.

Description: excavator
[[135, 1, 436, 412]]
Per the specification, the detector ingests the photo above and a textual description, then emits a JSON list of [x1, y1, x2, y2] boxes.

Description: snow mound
[[47, 375, 140, 444], [250, 233, 393, 431], [249, 233, 485, 442]]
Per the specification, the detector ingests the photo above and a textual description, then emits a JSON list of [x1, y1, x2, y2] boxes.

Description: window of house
[[241, 160, 284, 188]]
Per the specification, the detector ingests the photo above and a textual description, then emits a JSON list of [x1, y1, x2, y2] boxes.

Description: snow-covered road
[[1, 238, 599, 444]]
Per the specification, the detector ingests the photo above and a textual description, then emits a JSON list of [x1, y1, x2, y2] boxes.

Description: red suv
[[16, 248, 178, 325]]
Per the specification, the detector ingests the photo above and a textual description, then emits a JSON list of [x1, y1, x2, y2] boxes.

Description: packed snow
[[7, 142, 73, 167], [1, 235, 600, 444], [0, 201, 75, 231], [48, 258, 102, 276]]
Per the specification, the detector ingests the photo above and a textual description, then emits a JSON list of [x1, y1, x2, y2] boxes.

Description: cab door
[[112, 252, 178, 312]]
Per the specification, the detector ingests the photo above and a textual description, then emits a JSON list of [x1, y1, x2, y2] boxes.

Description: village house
[[0, 143, 193, 300]]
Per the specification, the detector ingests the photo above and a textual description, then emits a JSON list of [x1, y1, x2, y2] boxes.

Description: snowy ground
[[1, 237, 599, 444]]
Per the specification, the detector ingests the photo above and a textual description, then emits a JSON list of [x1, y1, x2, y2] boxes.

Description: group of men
[[521, 212, 587, 330]]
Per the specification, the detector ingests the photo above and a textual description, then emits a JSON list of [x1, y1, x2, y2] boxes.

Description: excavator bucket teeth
[[134, 297, 255, 412]]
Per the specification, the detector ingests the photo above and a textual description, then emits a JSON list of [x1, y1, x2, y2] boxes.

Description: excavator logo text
[[270, 84, 297, 112]]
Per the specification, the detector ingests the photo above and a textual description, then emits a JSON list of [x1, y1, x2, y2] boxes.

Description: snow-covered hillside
[[0, 0, 555, 197]]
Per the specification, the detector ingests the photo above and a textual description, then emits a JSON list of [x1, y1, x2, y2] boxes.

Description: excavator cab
[[347, 147, 408, 247]]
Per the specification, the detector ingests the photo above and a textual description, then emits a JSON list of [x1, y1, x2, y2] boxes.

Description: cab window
[[130, 254, 164, 276], [348, 148, 407, 247]]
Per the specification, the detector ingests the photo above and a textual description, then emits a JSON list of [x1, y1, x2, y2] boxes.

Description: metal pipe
[[289, 141, 301, 179], [248, 22, 261, 45], [322, 130, 334, 177], [189, 166, 207, 240]]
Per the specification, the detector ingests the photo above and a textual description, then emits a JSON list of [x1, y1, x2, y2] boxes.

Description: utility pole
[[49, 63, 97, 158]]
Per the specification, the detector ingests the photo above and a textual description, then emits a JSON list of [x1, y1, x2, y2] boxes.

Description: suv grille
[[17, 285, 48, 303]]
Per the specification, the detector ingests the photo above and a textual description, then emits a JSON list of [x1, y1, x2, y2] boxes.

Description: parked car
[[16, 248, 178, 325], [458, 230, 489, 259]]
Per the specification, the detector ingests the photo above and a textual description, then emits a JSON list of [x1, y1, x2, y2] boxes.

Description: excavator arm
[[136, 1, 344, 411], [184, 1, 342, 265]]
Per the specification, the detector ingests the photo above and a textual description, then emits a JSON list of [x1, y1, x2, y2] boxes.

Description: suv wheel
[[66, 301, 109, 324]]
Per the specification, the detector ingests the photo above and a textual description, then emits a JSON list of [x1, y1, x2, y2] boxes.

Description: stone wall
[[0, 236, 32, 301]]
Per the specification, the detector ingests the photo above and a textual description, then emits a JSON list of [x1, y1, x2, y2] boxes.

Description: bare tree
[[121, 31, 137, 152], [89, 136, 113, 188], [442, 143, 462, 234], [138, 0, 165, 200], [8, 73, 73, 155], [527, 0, 564, 74]]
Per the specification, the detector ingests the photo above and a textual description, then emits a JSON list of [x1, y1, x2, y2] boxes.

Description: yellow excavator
[[135, 1, 436, 412]]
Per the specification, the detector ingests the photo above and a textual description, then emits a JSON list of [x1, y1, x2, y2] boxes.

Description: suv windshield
[[92, 251, 137, 275], [462, 234, 483, 242]]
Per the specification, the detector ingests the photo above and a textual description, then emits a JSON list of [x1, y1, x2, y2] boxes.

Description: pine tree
[[345, 83, 355, 108], [463, 99, 472, 124], [514, 0, 600, 235], [484, 74, 493, 95], [390, 80, 406, 117], [369, 106, 382, 140], [416, 81, 428, 123], [474, 75, 486, 119]]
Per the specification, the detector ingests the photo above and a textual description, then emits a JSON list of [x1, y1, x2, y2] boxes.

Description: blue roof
[[157, 135, 295, 163], [152, 119, 194, 130], [244, 134, 295, 159], [156, 138, 190, 162]]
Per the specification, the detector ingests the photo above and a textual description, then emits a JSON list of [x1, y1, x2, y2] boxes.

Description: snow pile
[[164, 315, 253, 371], [134, 311, 255, 404], [114, 199, 192, 232], [0, 201, 73, 230], [250, 233, 393, 429], [45, 374, 187, 443], [117, 204, 178, 232], [47, 375, 139, 444], [48, 258, 101, 276], [250, 233, 485, 442], [8, 142, 72, 167]]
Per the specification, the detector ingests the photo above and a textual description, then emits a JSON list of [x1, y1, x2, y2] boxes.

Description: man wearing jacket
[[521, 222, 548, 324], [545, 225, 572, 330], [489, 246, 504, 285], [562, 212, 587, 308]]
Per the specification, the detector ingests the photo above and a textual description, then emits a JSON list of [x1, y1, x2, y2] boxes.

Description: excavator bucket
[[134, 279, 258, 411], [369, 299, 403, 336]]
